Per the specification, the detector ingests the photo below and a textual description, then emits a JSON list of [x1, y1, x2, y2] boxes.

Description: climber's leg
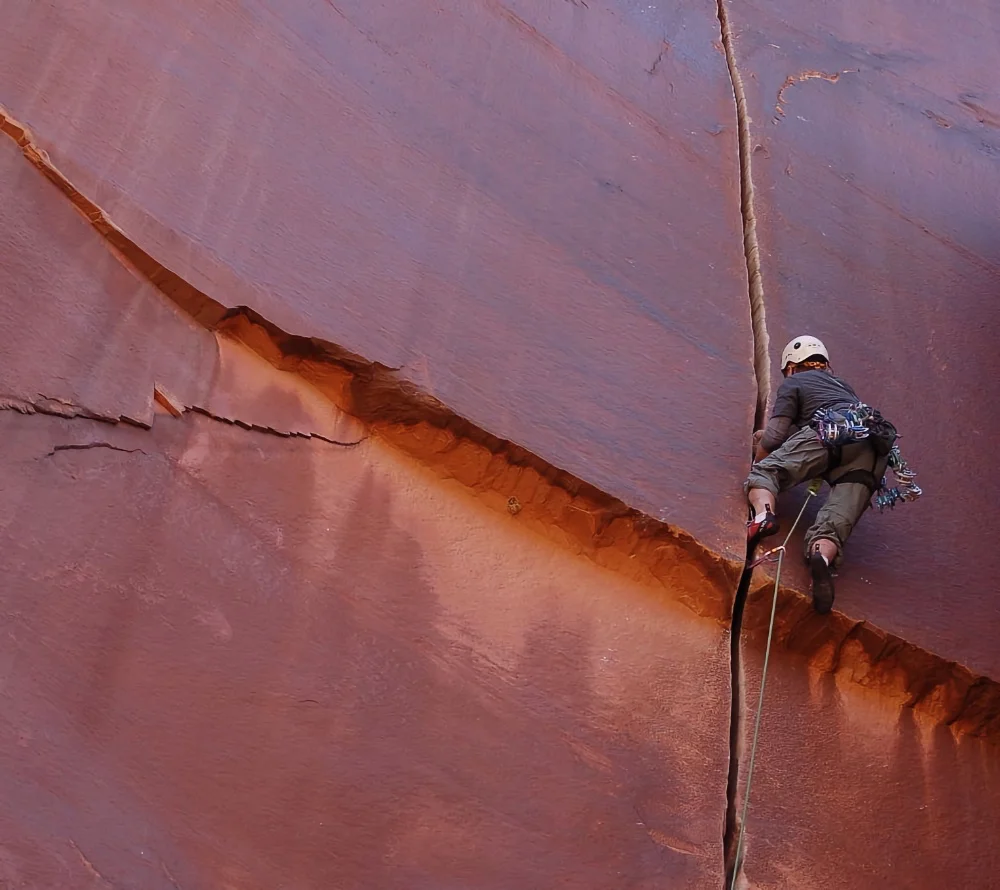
[[745, 426, 830, 544], [802, 443, 889, 613]]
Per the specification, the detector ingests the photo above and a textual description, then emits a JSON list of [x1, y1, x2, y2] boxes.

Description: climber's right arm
[[754, 378, 799, 458]]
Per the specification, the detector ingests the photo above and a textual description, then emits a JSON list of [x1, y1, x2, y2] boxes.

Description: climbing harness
[[729, 480, 821, 890], [812, 401, 924, 512]]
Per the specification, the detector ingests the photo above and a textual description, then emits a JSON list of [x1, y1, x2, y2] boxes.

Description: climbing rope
[[729, 480, 821, 889]]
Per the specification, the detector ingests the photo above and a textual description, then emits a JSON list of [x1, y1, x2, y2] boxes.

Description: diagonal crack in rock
[[46, 442, 146, 458], [0, 103, 743, 629]]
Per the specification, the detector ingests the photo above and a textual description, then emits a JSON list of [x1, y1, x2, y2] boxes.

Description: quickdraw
[[747, 545, 784, 570], [875, 445, 923, 511]]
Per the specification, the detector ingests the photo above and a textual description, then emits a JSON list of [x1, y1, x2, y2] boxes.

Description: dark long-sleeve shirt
[[759, 369, 860, 451]]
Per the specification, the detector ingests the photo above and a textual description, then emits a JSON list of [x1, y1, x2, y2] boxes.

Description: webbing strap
[[829, 468, 878, 490], [729, 482, 820, 889]]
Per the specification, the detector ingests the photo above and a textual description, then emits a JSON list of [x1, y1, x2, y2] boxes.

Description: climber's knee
[[745, 473, 780, 499], [804, 487, 869, 564]]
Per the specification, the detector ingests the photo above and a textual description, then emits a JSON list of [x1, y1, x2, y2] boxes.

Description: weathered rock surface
[[0, 403, 732, 888], [0, 131, 368, 447], [721, 3, 1000, 884], [0, 136, 216, 426], [733, 623, 1000, 889], [729, 0, 1000, 677], [0, 0, 755, 556], [2, 1, 1000, 888], [1, 141, 733, 886]]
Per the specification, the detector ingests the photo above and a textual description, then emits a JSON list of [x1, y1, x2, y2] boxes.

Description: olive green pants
[[745, 426, 887, 562]]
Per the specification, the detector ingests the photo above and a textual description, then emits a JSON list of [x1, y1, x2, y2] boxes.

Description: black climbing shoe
[[747, 507, 779, 546], [809, 551, 835, 614]]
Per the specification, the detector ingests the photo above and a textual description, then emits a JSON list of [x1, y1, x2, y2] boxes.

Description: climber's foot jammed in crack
[[744, 335, 915, 614]]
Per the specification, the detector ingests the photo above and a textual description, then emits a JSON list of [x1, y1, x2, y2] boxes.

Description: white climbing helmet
[[781, 335, 829, 370]]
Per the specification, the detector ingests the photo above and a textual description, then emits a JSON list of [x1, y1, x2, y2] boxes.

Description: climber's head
[[781, 335, 830, 376]]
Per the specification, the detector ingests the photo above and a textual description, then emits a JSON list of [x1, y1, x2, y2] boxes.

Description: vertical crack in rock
[[716, 0, 770, 429], [722, 553, 753, 888], [715, 0, 769, 884]]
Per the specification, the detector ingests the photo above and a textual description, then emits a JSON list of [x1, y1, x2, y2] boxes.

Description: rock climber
[[744, 336, 892, 615]]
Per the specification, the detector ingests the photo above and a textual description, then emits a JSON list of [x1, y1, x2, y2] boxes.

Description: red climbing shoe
[[746, 507, 779, 546], [809, 550, 836, 614]]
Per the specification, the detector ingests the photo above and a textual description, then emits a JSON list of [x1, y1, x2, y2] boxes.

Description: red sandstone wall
[[735, 624, 1000, 889], [730, 0, 1000, 679], [0, 412, 732, 888], [727, 4, 1000, 885], [1, 1, 999, 889], [1, 0, 755, 556], [2, 141, 735, 888]]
